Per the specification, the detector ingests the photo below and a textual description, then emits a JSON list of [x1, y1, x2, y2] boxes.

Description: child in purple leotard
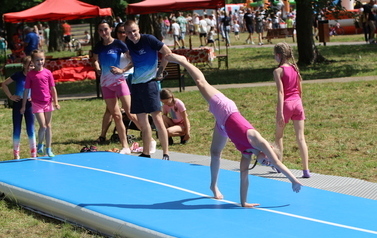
[[273, 42, 310, 178], [164, 53, 302, 208]]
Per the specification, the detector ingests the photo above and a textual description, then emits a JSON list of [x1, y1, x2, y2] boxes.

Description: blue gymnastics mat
[[0, 152, 376, 237]]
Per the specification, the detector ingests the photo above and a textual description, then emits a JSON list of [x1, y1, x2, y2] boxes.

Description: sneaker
[[37, 144, 44, 155], [30, 147, 37, 158], [303, 170, 311, 178], [130, 142, 139, 151], [245, 40, 250, 44], [13, 150, 20, 160], [251, 41, 255, 45], [162, 154, 170, 160], [119, 147, 131, 155], [89, 146, 97, 152], [168, 137, 174, 145], [150, 140, 156, 154], [46, 148, 55, 157]]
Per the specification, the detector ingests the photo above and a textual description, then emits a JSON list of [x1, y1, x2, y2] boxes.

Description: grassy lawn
[[0, 32, 376, 237]]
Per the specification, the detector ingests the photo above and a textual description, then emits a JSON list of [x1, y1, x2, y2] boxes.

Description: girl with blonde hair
[[273, 42, 310, 178]]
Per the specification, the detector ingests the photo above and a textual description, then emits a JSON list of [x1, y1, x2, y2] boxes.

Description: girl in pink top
[[160, 89, 191, 145], [21, 50, 60, 157], [165, 53, 302, 208], [273, 42, 310, 178]]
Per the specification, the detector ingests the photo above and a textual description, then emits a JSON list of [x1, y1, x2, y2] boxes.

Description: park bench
[[264, 28, 295, 43], [159, 61, 185, 92]]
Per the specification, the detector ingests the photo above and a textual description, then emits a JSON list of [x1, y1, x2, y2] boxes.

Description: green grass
[[1, 33, 376, 237]]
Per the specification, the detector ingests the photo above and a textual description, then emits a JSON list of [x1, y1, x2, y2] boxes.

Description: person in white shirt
[[171, 19, 181, 49], [79, 31, 91, 44], [233, 20, 240, 41], [198, 15, 208, 47]]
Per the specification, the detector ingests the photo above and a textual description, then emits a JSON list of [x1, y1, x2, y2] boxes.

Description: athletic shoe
[[46, 148, 55, 157], [13, 150, 20, 160], [37, 144, 44, 155], [251, 41, 255, 45], [162, 154, 170, 160], [150, 140, 156, 154], [303, 170, 311, 178], [30, 147, 37, 158], [89, 146, 97, 152], [119, 147, 131, 155]]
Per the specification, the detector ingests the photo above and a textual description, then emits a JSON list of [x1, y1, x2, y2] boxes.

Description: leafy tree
[[295, 0, 348, 65], [265, 0, 349, 65]]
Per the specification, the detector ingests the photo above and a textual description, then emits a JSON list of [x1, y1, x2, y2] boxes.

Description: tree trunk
[[296, 0, 326, 65], [138, 14, 163, 41], [48, 21, 63, 52]]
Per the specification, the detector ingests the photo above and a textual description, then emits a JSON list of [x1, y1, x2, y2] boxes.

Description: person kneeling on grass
[[160, 89, 191, 145], [164, 53, 302, 208]]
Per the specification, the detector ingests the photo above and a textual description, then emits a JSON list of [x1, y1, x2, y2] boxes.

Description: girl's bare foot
[[210, 185, 224, 199], [242, 203, 260, 208]]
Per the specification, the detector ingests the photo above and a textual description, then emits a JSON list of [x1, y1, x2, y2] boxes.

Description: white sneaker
[[119, 147, 131, 155], [251, 41, 255, 45], [150, 140, 157, 154]]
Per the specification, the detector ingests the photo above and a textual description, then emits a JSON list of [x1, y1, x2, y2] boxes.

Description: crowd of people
[[157, 7, 296, 48], [4, 21, 92, 63]]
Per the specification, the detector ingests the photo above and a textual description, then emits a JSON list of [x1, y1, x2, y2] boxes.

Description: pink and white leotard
[[209, 93, 256, 154]]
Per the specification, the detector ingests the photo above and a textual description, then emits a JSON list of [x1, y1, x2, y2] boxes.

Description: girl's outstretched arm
[[248, 129, 302, 193]]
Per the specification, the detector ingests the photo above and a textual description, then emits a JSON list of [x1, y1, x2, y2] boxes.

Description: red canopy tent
[[126, 0, 224, 15], [3, 0, 112, 23]]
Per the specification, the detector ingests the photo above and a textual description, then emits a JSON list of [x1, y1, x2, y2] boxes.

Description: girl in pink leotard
[[165, 53, 302, 208], [273, 42, 310, 178]]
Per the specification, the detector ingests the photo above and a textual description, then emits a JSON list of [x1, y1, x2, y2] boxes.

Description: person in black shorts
[[243, 8, 255, 44]]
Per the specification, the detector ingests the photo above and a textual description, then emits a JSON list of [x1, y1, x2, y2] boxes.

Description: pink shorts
[[32, 102, 54, 114], [101, 81, 130, 99], [282, 99, 305, 123], [224, 112, 255, 154]]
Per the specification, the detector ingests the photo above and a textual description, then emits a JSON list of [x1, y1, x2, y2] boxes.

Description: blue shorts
[[130, 80, 161, 114]]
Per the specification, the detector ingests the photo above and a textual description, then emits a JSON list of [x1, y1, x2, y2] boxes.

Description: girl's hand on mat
[[242, 203, 260, 208], [292, 182, 302, 193]]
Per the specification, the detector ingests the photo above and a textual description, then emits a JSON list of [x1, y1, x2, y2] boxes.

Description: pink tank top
[[280, 65, 300, 101]]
